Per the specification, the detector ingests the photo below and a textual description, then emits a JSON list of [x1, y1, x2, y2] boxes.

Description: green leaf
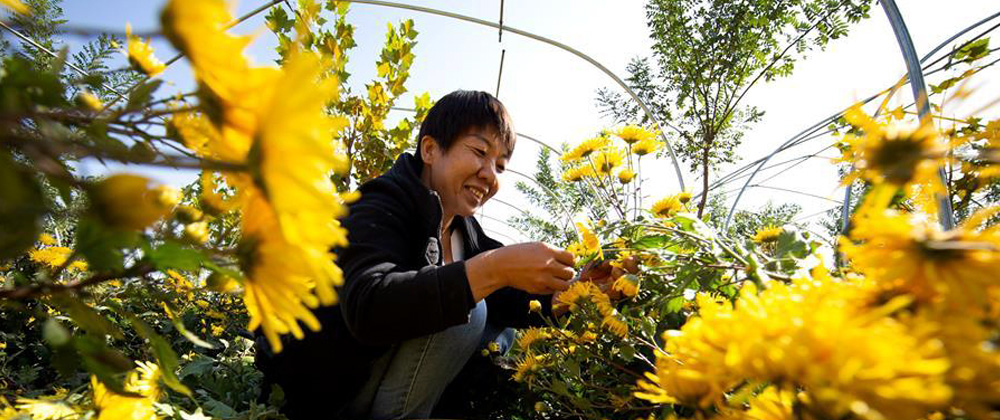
[[619, 343, 636, 362], [75, 217, 140, 272], [126, 313, 192, 396], [49, 295, 125, 340], [632, 235, 669, 250], [265, 6, 293, 33], [43, 318, 71, 347], [146, 241, 207, 271], [953, 37, 990, 63], [0, 151, 45, 259], [127, 79, 163, 111], [773, 228, 810, 260], [177, 355, 214, 379], [563, 358, 581, 378], [551, 380, 571, 397]]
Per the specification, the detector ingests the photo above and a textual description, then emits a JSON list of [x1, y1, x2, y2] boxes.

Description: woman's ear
[[419, 135, 439, 165]]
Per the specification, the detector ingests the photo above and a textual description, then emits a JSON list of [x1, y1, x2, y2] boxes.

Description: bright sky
[[51, 0, 1000, 246]]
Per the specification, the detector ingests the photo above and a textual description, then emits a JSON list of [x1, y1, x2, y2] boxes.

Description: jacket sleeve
[[473, 226, 554, 329], [337, 190, 476, 346]]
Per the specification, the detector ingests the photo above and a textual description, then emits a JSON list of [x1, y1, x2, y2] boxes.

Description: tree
[[598, 0, 872, 217], [266, 0, 432, 190]]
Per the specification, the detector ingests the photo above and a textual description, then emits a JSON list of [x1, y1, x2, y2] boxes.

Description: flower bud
[[529, 299, 542, 313], [91, 174, 179, 230]]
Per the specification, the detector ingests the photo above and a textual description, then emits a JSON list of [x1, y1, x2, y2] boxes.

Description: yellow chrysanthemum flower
[[591, 148, 624, 175], [163, 0, 351, 353], [636, 275, 952, 419], [28, 247, 86, 272], [556, 281, 600, 312], [28, 246, 67, 268], [15, 397, 77, 420], [517, 327, 551, 350], [752, 225, 783, 243], [561, 164, 594, 182], [838, 106, 949, 191], [513, 354, 549, 383], [616, 125, 656, 145], [91, 174, 179, 231], [1, 0, 28, 14], [650, 194, 685, 218], [567, 222, 603, 261], [125, 24, 166, 76], [714, 386, 797, 420], [612, 275, 639, 297], [89, 362, 162, 420], [841, 205, 1000, 310], [92, 377, 158, 420], [631, 137, 661, 156], [601, 313, 628, 337], [38, 233, 57, 246], [561, 136, 610, 162], [617, 168, 636, 184]]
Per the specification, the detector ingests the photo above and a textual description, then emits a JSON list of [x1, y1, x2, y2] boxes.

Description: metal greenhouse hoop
[[722, 3, 1000, 231]]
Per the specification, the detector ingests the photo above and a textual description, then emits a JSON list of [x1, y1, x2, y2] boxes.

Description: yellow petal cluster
[[516, 327, 551, 351], [91, 361, 162, 420], [1, 0, 28, 15], [616, 125, 656, 145], [591, 148, 624, 175], [751, 225, 783, 244], [636, 273, 952, 420], [650, 194, 686, 218], [561, 136, 610, 163], [29, 246, 87, 272], [567, 221, 603, 260], [631, 137, 661, 156], [837, 106, 948, 192], [125, 24, 166, 76], [841, 205, 1000, 309], [91, 174, 179, 231], [162, 0, 350, 353]]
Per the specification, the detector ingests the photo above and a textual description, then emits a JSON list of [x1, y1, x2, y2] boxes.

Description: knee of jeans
[[494, 327, 515, 354]]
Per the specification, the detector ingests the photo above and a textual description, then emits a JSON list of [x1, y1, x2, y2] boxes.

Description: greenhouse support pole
[[842, 9, 1000, 234], [881, 0, 956, 230]]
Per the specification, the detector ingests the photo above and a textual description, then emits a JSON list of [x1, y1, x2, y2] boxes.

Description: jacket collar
[[383, 153, 493, 254]]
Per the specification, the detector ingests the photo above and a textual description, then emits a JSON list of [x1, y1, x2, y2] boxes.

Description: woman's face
[[420, 126, 510, 219]]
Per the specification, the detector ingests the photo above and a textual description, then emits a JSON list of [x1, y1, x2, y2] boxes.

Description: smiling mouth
[[466, 186, 486, 201]]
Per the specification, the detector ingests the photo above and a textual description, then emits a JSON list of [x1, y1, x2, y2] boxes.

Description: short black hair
[[414, 90, 515, 165]]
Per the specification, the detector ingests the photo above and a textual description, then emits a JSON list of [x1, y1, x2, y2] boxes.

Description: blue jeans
[[343, 300, 514, 419]]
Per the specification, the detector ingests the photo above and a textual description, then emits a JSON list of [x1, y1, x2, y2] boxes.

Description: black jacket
[[256, 153, 551, 418]]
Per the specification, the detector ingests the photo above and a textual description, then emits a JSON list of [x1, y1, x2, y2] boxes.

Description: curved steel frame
[[723, 6, 1000, 230]]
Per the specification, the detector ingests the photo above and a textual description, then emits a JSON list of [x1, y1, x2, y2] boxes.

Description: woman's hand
[[466, 242, 575, 301]]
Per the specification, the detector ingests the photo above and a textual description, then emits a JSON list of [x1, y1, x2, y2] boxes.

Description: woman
[[256, 90, 576, 419]]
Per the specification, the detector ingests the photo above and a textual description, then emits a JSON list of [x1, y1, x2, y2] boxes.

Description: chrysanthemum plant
[[506, 40, 1000, 420], [0, 0, 425, 417], [501, 125, 820, 419]]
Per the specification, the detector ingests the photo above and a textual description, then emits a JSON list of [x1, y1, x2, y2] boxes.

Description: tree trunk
[[696, 136, 712, 217]]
